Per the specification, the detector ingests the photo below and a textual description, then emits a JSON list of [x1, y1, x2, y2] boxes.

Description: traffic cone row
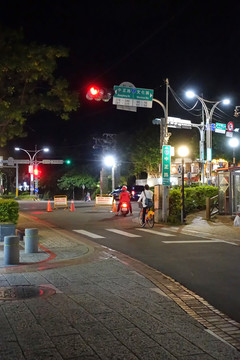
[[69, 199, 75, 212], [47, 200, 52, 212]]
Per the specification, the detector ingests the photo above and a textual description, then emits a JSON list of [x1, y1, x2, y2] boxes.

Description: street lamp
[[186, 90, 230, 184], [178, 145, 189, 224], [229, 138, 239, 166], [14, 147, 49, 196], [103, 155, 116, 192]]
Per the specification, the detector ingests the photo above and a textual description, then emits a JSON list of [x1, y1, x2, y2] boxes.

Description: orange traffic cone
[[69, 199, 75, 212], [47, 200, 52, 212], [112, 199, 117, 213]]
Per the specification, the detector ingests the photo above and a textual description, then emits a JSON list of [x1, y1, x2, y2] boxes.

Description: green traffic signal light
[[66, 159, 71, 165]]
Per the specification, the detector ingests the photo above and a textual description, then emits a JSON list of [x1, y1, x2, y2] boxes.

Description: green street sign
[[113, 86, 153, 101], [215, 122, 226, 134], [162, 145, 171, 185], [113, 85, 154, 108]]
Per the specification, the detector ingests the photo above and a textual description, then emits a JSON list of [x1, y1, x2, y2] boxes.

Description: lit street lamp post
[[229, 138, 239, 166], [14, 147, 49, 196], [186, 91, 230, 184], [178, 145, 189, 224], [103, 155, 116, 193]]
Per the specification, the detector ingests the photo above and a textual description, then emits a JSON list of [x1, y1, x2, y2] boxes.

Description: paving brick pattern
[[0, 213, 239, 359]]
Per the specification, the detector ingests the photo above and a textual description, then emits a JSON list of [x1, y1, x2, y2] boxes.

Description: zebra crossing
[[73, 227, 233, 245]]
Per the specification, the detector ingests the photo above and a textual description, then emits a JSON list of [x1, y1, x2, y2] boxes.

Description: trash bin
[[4, 235, 19, 265]]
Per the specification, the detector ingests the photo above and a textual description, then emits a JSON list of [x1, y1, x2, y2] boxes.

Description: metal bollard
[[24, 228, 39, 253], [4, 236, 19, 265]]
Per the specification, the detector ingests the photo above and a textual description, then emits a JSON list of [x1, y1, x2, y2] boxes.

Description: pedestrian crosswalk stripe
[[106, 229, 141, 238], [136, 228, 175, 237], [162, 240, 224, 244], [73, 230, 105, 239]]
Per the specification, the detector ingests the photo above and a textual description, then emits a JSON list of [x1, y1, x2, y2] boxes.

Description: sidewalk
[[0, 213, 240, 359]]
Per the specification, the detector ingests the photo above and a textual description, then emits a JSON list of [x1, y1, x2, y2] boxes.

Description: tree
[[0, 28, 79, 146], [130, 127, 160, 177], [57, 173, 98, 199]]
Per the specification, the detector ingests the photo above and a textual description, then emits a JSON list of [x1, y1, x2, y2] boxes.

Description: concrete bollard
[[4, 236, 19, 265], [24, 228, 39, 253]]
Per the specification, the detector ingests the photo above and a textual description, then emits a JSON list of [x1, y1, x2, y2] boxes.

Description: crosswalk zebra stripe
[[162, 240, 224, 244], [136, 228, 175, 236], [73, 230, 105, 239], [106, 229, 141, 238]]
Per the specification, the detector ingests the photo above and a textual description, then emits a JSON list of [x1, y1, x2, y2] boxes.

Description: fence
[[206, 195, 219, 220]]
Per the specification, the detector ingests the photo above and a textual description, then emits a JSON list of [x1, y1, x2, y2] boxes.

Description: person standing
[[138, 184, 153, 227]]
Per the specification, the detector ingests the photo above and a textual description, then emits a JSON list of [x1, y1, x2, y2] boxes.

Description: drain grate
[[0, 285, 56, 300]]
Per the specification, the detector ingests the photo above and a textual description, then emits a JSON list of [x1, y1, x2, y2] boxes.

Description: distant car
[[110, 186, 131, 201], [130, 185, 144, 201]]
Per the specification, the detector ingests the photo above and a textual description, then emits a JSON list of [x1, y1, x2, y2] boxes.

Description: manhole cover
[[0, 286, 56, 300]]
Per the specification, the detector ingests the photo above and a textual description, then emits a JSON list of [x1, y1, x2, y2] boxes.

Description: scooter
[[120, 202, 130, 216]]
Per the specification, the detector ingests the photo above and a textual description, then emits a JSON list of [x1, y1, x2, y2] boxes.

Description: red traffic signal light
[[33, 167, 42, 176], [86, 86, 113, 102]]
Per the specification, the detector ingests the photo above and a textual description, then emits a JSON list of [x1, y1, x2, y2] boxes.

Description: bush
[[169, 185, 218, 220], [0, 199, 19, 224]]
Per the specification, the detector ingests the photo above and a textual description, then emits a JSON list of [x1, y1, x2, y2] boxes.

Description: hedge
[[0, 199, 19, 224], [168, 185, 218, 222]]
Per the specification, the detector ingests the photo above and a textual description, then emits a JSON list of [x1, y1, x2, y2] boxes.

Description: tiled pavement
[[0, 212, 240, 359]]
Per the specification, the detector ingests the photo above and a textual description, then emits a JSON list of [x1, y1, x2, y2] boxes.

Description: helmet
[[122, 185, 127, 191]]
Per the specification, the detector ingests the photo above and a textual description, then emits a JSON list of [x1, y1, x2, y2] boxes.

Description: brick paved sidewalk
[[0, 213, 240, 359]]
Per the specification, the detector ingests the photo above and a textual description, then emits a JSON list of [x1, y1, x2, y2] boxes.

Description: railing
[[206, 195, 219, 220]]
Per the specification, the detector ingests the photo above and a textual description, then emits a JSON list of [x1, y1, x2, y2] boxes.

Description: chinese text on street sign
[[162, 145, 171, 185], [113, 86, 154, 108], [215, 123, 226, 134]]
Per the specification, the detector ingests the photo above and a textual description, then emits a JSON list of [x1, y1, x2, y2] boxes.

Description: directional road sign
[[113, 86, 154, 108], [215, 123, 226, 134], [42, 160, 63, 164], [162, 145, 171, 186]]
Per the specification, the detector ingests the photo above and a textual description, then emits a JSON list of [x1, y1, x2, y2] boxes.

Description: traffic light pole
[[152, 79, 170, 223]]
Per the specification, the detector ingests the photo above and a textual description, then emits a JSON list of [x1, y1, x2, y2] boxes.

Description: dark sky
[[0, 0, 239, 163]]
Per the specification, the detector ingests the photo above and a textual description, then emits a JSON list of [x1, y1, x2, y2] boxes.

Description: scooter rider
[[116, 185, 132, 215]]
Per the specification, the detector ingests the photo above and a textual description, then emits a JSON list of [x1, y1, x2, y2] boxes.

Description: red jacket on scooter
[[117, 186, 132, 214]]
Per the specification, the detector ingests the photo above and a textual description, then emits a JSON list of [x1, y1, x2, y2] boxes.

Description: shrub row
[[168, 185, 218, 223]]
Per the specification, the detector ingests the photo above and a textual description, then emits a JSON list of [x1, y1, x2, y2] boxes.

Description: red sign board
[[227, 121, 234, 132]]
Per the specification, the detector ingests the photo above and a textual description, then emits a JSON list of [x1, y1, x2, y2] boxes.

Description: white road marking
[[106, 229, 141, 238], [136, 228, 175, 236], [73, 230, 105, 239], [162, 240, 229, 244]]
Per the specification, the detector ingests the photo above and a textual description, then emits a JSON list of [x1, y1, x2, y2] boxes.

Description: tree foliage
[[57, 173, 97, 191], [130, 127, 160, 177], [0, 28, 80, 145]]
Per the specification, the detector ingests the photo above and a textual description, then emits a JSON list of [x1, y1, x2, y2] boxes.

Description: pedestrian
[[138, 184, 153, 227]]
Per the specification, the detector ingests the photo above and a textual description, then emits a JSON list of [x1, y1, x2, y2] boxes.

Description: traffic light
[[86, 85, 113, 102], [33, 167, 41, 177], [65, 159, 71, 165]]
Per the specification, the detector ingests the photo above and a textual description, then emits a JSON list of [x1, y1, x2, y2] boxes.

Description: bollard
[[24, 228, 39, 253], [4, 236, 19, 265]]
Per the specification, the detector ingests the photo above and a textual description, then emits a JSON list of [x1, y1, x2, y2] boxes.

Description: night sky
[[0, 0, 239, 165]]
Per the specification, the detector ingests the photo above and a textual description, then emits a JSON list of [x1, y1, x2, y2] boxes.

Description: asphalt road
[[19, 200, 240, 323]]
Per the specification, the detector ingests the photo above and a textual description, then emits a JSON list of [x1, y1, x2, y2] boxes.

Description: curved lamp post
[[14, 147, 49, 196], [178, 145, 189, 224], [186, 91, 230, 184], [229, 138, 239, 166]]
